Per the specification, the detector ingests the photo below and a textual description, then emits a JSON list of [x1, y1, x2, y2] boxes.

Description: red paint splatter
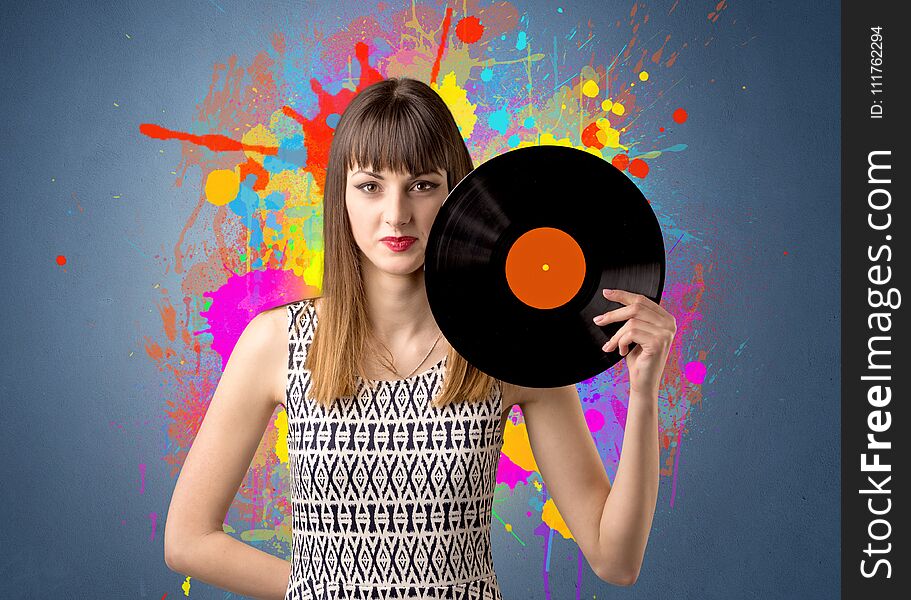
[[55, 255, 67, 265], [611, 153, 630, 171], [455, 16, 484, 44], [138, 123, 279, 155], [581, 122, 604, 149], [430, 7, 454, 85], [239, 156, 271, 191], [628, 158, 650, 178], [659, 126, 665, 132], [783, 250, 789, 255], [672, 107, 688, 123], [278, 41, 384, 190]]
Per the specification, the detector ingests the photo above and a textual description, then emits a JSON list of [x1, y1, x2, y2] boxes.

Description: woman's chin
[[376, 258, 425, 276]]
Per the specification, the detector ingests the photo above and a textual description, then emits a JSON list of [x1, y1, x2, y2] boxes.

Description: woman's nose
[[383, 190, 411, 226]]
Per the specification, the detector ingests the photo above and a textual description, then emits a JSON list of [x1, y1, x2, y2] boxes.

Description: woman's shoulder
[[242, 297, 319, 406]]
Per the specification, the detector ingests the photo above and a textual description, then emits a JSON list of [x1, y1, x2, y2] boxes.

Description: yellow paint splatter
[[204, 169, 240, 206], [274, 408, 289, 463], [241, 529, 276, 542], [542, 498, 574, 539], [611, 102, 626, 116], [512, 130, 607, 158], [601, 99, 613, 112], [501, 420, 539, 472], [431, 71, 479, 139], [639, 70, 649, 81], [594, 117, 627, 150], [241, 124, 279, 163], [581, 79, 600, 98], [505, 523, 513, 532], [181, 576, 191, 596]]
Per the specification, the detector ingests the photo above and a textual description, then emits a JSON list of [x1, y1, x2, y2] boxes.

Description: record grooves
[[425, 145, 666, 388]]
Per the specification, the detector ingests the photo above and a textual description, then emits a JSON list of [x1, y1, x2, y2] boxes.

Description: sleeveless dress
[[283, 299, 505, 600]]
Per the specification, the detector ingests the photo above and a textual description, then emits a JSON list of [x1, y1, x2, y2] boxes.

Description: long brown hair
[[304, 76, 499, 409]]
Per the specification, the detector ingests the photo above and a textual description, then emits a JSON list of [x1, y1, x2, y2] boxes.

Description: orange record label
[[505, 226, 586, 310]]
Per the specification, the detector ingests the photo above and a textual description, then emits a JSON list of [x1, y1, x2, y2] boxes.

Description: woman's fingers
[[602, 318, 662, 355], [593, 292, 666, 327]]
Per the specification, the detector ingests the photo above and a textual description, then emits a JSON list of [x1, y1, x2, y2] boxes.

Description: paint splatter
[[139, 0, 729, 589], [684, 360, 707, 384], [629, 157, 650, 178], [584, 408, 605, 433], [455, 15, 484, 44]]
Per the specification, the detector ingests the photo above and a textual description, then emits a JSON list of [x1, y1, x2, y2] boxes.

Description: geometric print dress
[[282, 299, 505, 600]]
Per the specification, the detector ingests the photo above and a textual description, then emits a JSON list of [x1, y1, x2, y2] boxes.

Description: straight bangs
[[345, 101, 454, 186]]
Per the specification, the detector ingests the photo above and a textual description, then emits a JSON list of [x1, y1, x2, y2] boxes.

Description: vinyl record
[[425, 145, 666, 388]]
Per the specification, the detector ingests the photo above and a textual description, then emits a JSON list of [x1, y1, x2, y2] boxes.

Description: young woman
[[164, 76, 677, 600]]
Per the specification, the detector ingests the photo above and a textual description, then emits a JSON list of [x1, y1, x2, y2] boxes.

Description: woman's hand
[[593, 288, 677, 397]]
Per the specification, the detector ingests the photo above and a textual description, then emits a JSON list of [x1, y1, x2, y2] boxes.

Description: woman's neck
[[361, 261, 441, 351]]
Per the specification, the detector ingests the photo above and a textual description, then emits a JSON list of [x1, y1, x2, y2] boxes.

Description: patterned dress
[[283, 299, 505, 600]]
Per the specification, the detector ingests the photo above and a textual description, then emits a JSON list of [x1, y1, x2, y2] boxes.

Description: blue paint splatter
[[488, 108, 511, 135]]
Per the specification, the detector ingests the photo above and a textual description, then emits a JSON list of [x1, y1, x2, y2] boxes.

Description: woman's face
[[345, 164, 449, 275]]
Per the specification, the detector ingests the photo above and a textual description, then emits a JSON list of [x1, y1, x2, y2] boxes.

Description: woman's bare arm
[[513, 383, 659, 586], [163, 307, 291, 600]]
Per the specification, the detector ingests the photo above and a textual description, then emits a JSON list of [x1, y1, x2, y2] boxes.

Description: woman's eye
[[357, 181, 438, 194], [413, 181, 439, 192]]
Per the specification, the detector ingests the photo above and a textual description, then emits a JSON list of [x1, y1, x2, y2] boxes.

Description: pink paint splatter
[[584, 408, 605, 433], [199, 268, 315, 369], [496, 454, 535, 490], [610, 396, 628, 429], [684, 360, 707, 384]]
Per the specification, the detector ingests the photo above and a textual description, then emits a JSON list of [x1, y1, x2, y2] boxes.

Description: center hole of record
[[504, 227, 586, 310]]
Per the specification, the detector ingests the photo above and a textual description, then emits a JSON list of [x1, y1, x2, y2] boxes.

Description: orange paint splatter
[[628, 158, 649, 178], [672, 107, 688, 123], [611, 153, 630, 171], [430, 7, 454, 85], [138, 123, 278, 155], [651, 34, 672, 64], [455, 15, 484, 44], [56, 255, 67, 265], [708, 0, 728, 22], [158, 298, 178, 343]]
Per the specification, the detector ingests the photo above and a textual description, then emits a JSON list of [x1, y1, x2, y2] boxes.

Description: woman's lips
[[381, 237, 416, 252]]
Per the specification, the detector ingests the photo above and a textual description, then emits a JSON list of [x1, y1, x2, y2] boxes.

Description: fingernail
[[603, 288, 613, 295], [592, 315, 602, 323]]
